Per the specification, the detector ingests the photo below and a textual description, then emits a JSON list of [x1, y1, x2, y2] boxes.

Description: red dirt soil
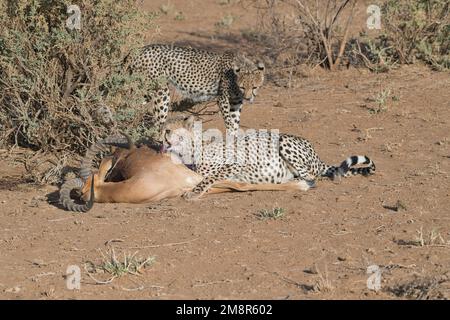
[[0, 0, 449, 299]]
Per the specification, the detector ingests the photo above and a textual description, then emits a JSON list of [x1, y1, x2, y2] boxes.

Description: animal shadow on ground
[[46, 164, 81, 210], [46, 189, 70, 210], [0, 176, 34, 191]]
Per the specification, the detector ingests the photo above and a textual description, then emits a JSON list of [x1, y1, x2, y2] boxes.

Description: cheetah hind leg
[[292, 178, 316, 191], [284, 160, 317, 190], [280, 153, 318, 190]]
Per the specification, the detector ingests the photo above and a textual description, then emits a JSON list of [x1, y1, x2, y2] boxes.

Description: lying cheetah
[[164, 116, 376, 200], [129, 44, 265, 135]]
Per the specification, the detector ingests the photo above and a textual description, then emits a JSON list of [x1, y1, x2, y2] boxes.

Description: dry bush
[[244, 0, 448, 79], [386, 274, 449, 300], [241, 0, 356, 86], [382, 0, 449, 70], [290, 0, 356, 71], [0, 0, 156, 182], [350, 0, 449, 72]]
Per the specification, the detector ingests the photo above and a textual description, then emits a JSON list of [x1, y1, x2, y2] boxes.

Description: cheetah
[[163, 116, 376, 200], [129, 44, 265, 136]]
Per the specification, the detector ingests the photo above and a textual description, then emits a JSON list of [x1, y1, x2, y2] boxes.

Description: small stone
[[31, 259, 46, 267], [304, 265, 319, 274]]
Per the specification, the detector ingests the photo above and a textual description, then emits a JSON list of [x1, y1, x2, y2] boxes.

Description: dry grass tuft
[[85, 248, 155, 284], [386, 274, 449, 300]]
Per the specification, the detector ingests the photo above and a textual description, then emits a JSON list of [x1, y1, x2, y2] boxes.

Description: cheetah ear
[[184, 115, 195, 130], [256, 61, 265, 71], [232, 61, 241, 73]]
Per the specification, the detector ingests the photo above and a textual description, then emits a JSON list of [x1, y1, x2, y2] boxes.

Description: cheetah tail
[[323, 155, 376, 180]]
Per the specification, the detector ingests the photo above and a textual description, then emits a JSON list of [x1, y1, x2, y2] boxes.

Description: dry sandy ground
[[0, 0, 449, 300]]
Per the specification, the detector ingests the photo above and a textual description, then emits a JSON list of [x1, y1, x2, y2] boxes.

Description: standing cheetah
[[129, 44, 265, 136], [163, 116, 376, 200]]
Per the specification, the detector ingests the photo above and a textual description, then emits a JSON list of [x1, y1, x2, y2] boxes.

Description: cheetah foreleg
[[227, 104, 242, 133], [183, 165, 238, 201], [218, 95, 241, 135], [151, 85, 171, 140]]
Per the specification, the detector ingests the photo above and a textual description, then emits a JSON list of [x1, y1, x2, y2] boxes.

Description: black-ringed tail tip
[[323, 155, 376, 180]]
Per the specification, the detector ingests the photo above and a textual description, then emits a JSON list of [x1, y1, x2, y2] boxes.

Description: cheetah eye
[[252, 87, 258, 90]]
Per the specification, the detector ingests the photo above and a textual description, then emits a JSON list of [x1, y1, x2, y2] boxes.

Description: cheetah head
[[232, 58, 265, 103]]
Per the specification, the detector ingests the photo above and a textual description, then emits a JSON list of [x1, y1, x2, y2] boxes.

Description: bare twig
[[128, 237, 199, 249]]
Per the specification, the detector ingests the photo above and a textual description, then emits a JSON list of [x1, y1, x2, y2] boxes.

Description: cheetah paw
[[182, 191, 202, 201]]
